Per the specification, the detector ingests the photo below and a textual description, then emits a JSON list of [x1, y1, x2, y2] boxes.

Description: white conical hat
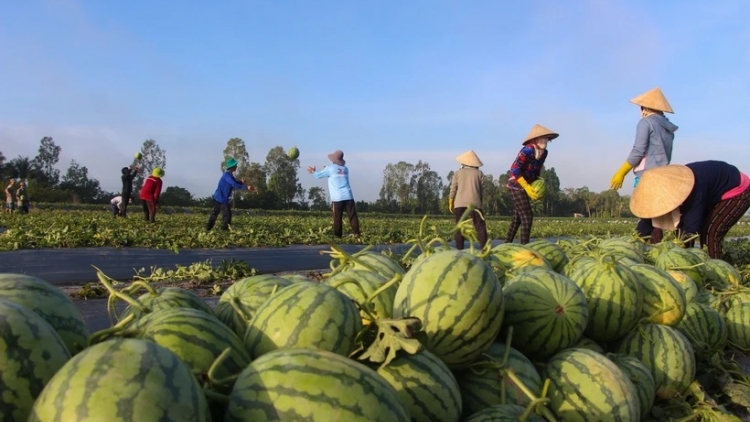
[[629, 164, 694, 218], [523, 124, 559, 145], [456, 150, 483, 167], [630, 87, 674, 113]]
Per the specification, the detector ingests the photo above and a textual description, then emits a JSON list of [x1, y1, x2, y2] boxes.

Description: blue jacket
[[313, 164, 354, 202], [627, 114, 679, 177], [212, 171, 246, 204]]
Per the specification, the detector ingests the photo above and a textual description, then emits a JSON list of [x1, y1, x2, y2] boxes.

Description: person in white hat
[[505, 124, 559, 244], [448, 150, 487, 250], [629, 160, 750, 258], [610, 87, 679, 243]]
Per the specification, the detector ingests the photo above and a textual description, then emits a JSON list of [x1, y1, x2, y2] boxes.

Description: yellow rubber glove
[[517, 177, 540, 201], [448, 198, 454, 213], [610, 162, 634, 190]]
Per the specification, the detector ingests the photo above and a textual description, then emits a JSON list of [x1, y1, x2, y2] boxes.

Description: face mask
[[533, 139, 548, 159], [652, 209, 682, 230]]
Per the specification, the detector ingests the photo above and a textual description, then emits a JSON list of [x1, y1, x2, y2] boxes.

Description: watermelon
[[341, 251, 405, 280], [463, 404, 545, 422], [667, 270, 699, 304], [0, 273, 90, 354], [243, 282, 362, 359], [375, 350, 462, 422], [525, 239, 569, 273], [225, 348, 410, 421], [596, 238, 645, 264], [324, 269, 396, 321], [704, 258, 742, 289], [695, 289, 720, 309], [617, 323, 696, 399], [499, 268, 588, 359], [0, 299, 71, 421], [487, 243, 551, 280], [608, 353, 657, 419], [456, 342, 543, 414], [725, 301, 750, 352], [629, 264, 686, 326], [677, 302, 728, 356], [28, 338, 209, 421], [134, 151, 143, 159], [531, 178, 546, 199], [130, 307, 251, 391], [572, 336, 605, 354], [545, 348, 640, 421], [119, 286, 214, 323], [392, 249, 505, 369], [567, 257, 644, 343], [215, 274, 294, 337], [655, 248, 706, 287], [287, 146, 300, 160], [562, 254, 596, 279]]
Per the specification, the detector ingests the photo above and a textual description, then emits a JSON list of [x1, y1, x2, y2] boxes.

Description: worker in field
[[629, 161, 750, 259], [610, 87, 678, 243], [109, 195, 131, 218], [16, 180, 29, 214], [4, 179, 15, 215], [139, 168, 164, 223], [308, 150, 362, 241], [449, 150, 488, 250], [120, 164, 140, 217], [505, 124, 559, 244], [206, 157, 255, 231]]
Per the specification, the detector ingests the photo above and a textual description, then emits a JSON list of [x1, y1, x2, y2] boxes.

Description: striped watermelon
[[375, 350, 462, 422], [617, 323, 696, 399], [488, 243, 551, 280], [573, 336, 605, 354], [666, 270, 699, 304], [0, 273, 90, 354], [464, 404, 545, 422], [725, 301, 750, 352], [392, 249, 505, 369], [695, 289, 720, 309], [499, 268, 588, 359], [324, 269, 396, 321], [630, 264, 686, 326], [215, 274, 294, 337], [0, 299, 71, 421], [677, 302, 728, 356], [567, 257, 644, 343], [28, 338, 209, 421], [545, 348, 640, 421], [130, 307, 251, 391], [562, 254, 596, 279], [655, 248, 706, 287], [608, 353, 656, 419], [531, 178, 546, 198], [525, 239, 569, 273], [704, 258, 742, 290], [243, 282, 362, 359], [119, 286, 214, 323], [596, 238, 645, 264], [225, 348, 410, 421], [343, 251, 405, 279], [556, 238, 591, 256], [281, 274, 312, 283], [456, 342, 542, 415]]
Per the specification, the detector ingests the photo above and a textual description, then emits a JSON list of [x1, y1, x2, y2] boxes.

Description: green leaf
[[724, 382, 750, 409], [350, 318, 424, 368]]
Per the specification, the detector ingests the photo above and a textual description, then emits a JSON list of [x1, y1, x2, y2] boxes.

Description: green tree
[[411, 161, 443, 214], [264, 146, 302, 208], [308, 186, 328, 210], [59, 160, 102, 203], [7, 156, 33, 180], [134, 139, 167, 191], [160, 186, 195, 206], [379, 161, 415, 212], [31, 137, 61, 187], [540, 167, 561, 216]]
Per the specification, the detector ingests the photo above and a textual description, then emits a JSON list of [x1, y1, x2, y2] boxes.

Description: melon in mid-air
[[134, 152, 143, 160], [287, 146, 300, 160]]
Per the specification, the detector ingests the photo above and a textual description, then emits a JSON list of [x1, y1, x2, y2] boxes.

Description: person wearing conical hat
[[206, 158, 255, 231], [139, 167, 165, 223], [504, 124, 559, 244], [610, 87, 679, 243], [630, 160, 750, 258], [449, 150, 488, 250]]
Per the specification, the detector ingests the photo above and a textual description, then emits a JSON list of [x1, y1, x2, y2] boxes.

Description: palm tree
[[8, 156, 33, 180]]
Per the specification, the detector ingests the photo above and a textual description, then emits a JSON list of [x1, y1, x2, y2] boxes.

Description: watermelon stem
[[506, 370, 556, 421], [87, 313, 135, 346], [328, 277, 379, 322], [206, 347, 238, 387], [228, 297, 252, 324], [123, 280, 158, 296], [93, 266, 150, 322]]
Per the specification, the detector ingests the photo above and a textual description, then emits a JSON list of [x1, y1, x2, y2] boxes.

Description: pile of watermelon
[[1, 233, 749, 421]]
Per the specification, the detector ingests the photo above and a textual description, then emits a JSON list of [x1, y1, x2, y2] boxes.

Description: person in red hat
[[505, 124, 559, 244], [308, 150, 361, 240], [139, 167, 164, 223]]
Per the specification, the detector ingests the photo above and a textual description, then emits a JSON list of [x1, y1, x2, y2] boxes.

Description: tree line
[[0, 137, 634, 218]]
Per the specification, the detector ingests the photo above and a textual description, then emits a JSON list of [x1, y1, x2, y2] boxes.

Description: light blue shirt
[[313, 164, 354, 202]]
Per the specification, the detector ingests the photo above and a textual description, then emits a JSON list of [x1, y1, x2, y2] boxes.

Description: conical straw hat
[[629, 164, 694, 218], [456, 150, 483, 167], [630, 87, 674, 113], [523, 124, 559, 145]]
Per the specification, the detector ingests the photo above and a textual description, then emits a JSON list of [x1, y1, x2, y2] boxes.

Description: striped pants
[[505, 187, 533, 244], [695, 186, 750, 258]]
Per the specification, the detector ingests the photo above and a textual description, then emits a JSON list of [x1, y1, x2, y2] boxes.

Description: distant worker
[[16, 181, 29, 214], [4, 179, 15, 215], [120, 164, 140, 217], [308, 150, 361, 241], [139, 168, 164, 223], [206, 158, 254, 231], [110, 195, 124, 218], [448, 150, 488, 250]]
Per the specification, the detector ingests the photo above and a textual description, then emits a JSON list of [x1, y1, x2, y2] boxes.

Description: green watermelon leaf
[[350, 317, 424, 368], [724, 382, 750, 409]]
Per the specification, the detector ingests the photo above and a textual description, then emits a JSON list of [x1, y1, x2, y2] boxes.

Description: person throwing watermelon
[[504, 124, 559, 245]]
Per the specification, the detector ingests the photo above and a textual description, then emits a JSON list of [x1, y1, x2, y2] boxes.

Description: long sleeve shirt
[[679, 161, 741, 235], [627, 114, 678, 176], [212, 171, 246, 204], [313, 164, 354, 202], [506, 146, 546, 189], [121, 167, 138, 194], [139, 176, 163, 204], [449, 166, 483, 208]]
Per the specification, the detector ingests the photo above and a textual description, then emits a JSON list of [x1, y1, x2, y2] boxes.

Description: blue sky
[[2, 0, 750, 202]]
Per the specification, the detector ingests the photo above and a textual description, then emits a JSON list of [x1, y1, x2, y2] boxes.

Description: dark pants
[[109, 203, 119, 217], [697, 186, 750, 258], [206, 200, 232, 231], [453, 207, 488, 250], [332, 200, 360, 238], [636, 219, 663, 244], [142, 201, 156, 222], [18, 203, 29, 214], [120, 191, 132, 217], [506, 187, 533, 244]]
